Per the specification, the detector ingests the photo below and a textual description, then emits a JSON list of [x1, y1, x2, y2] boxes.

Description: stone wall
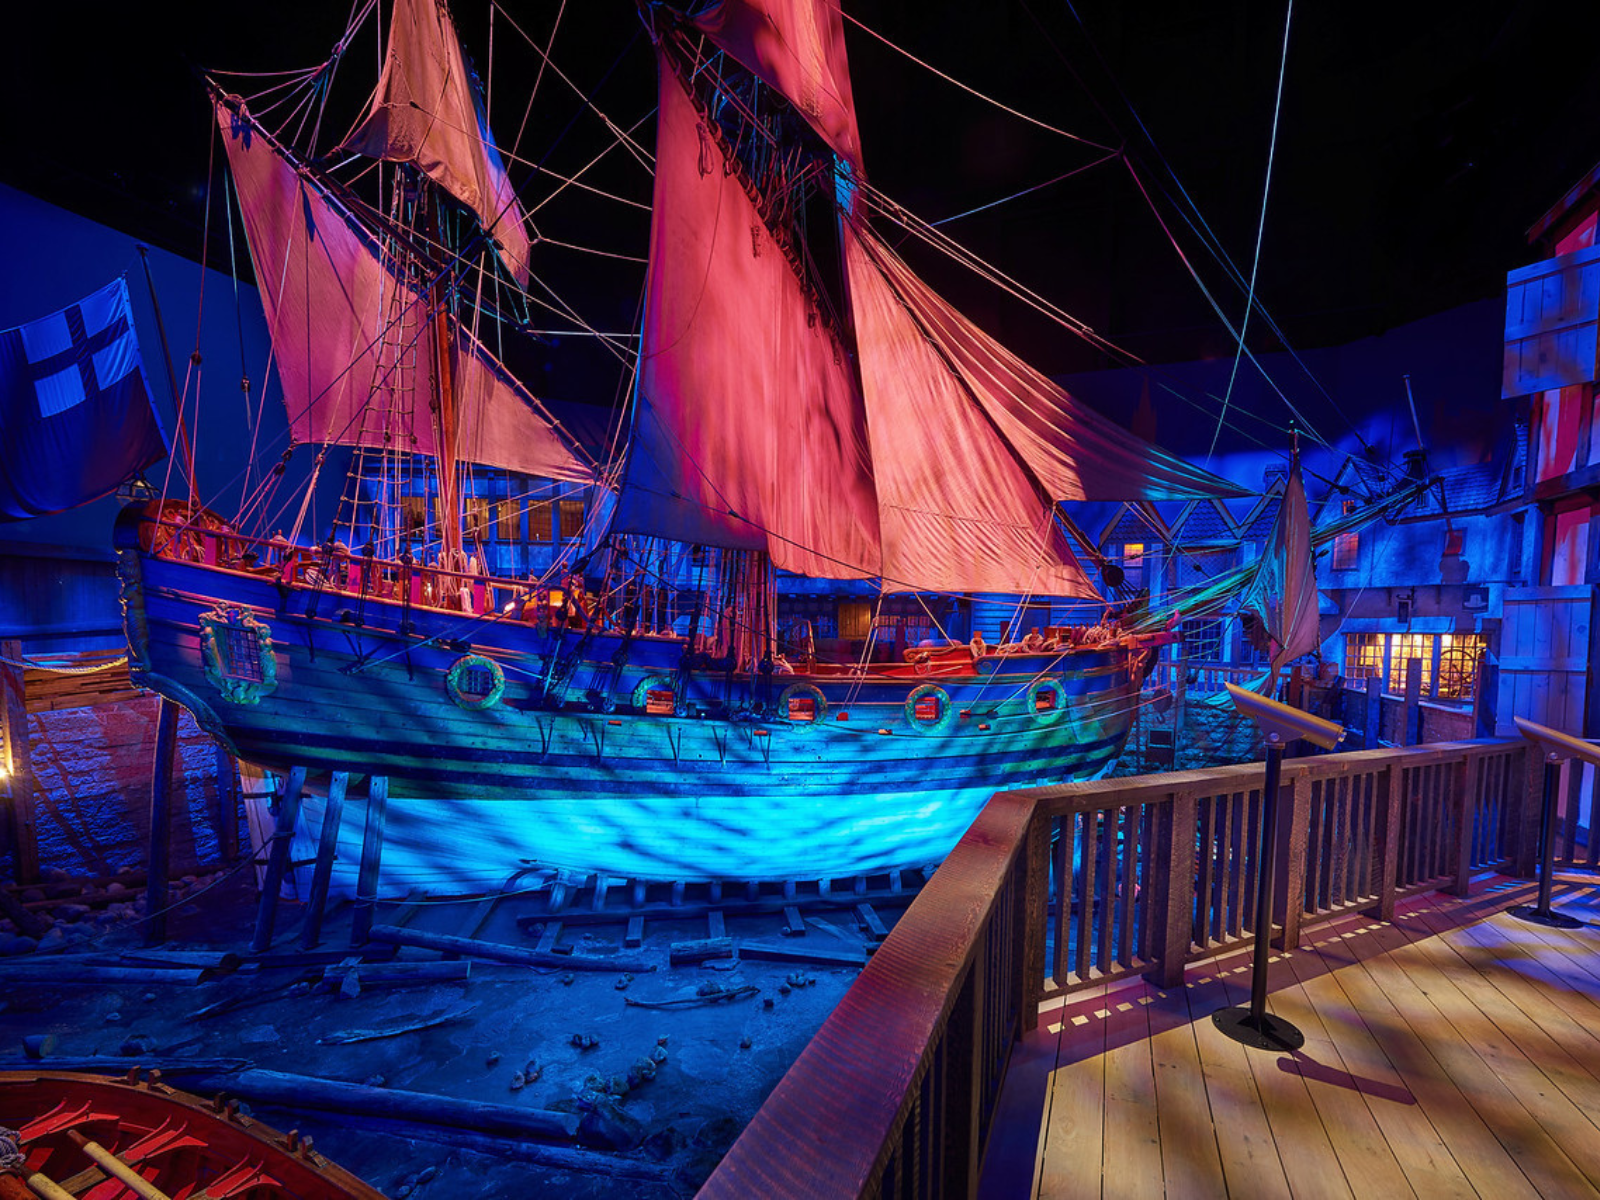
[[5, 694, 239, 881]]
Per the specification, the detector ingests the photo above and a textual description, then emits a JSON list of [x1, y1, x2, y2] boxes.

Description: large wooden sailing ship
[[115, 0, 1249, 887]]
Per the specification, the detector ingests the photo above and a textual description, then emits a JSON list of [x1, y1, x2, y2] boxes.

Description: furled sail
[[611, 54, 882, 579], [0, 278, 168, 520], [216, 97, 594, 485], [342, 0, 533, 286], [1240, 455, 1320, 687]]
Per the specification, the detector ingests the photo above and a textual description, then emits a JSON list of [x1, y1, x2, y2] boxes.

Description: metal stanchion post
[[1509, 717, 1597, 931], [1212, 683, 1344, 1052]]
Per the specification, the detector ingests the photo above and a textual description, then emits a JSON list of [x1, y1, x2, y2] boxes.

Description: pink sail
[[342, 0, 532, 286], [692, 0, 864, 172], [844, 227, 1093, 596], [611, 56, 881, 579], [853, 233, 1252, 502], [217, 97, 592, 484]]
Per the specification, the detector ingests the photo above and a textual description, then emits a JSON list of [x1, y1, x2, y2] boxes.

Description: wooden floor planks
[[1002, 875, 1600, 1199]]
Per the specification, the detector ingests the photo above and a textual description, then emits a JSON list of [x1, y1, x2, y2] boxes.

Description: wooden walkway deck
[[982, 873, 1600, 1199]]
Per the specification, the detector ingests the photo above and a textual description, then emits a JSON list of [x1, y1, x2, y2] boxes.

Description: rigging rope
[[1210, 0, 1295, 464], [835, 5, 1116, 153]]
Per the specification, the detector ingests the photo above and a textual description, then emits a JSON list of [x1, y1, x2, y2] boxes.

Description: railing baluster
[[1096, 809, 1116, 971], [1210, 792, 1229, 944], [1279, 772, 1311, 951], [1075, 811, 1094, 983], [1227, 791, 1246, 939], [1050, 813, 1070, 988], [1195, 796, 1217, 948], [1117, 805, 1138, 968]]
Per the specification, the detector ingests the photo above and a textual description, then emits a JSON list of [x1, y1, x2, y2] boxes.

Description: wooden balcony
[[698, 738, 1599, 1198]]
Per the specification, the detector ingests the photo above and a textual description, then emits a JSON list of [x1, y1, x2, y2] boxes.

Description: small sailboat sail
[[0, 278, 168, 520], [341, 0, 533, 286], [215, 97, 593, 485], [1239, 453, 1320, 688]]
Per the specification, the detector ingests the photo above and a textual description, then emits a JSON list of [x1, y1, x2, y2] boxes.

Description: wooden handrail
[[699, 736, 1539, 1199]]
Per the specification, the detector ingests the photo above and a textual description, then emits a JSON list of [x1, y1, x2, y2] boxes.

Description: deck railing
[[698, 737, 1540, 1199]]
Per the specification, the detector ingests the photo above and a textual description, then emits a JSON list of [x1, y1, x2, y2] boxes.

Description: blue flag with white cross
[[0, 277, 169, 520]]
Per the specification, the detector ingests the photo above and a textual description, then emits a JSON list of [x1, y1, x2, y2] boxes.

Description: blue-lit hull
[[116, 508, 1142, 886]]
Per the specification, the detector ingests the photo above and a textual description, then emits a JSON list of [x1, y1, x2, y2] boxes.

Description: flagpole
[[136, 244, 199, 507]]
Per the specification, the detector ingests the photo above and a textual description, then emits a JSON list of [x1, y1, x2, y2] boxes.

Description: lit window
[[1343, 633, 1384, 681], [1119, 542, 1146, 588], [1388, 633, 1435, 696], [529, 501, 553, 541], [496, 498, 521, 542], [464, 498, 490, 541], [1331, 499, 1359, 571], [558, 499, 585, 540], [1437, 634, 1486, 700]]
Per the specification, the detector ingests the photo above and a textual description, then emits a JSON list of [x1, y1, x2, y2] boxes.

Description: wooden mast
[[422, 181, 464, 568]]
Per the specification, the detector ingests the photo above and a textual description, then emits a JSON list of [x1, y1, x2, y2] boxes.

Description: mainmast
[[419, 179, 464, 567]]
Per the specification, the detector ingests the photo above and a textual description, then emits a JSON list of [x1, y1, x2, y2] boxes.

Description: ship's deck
[[984, 874, 1600, 1198]]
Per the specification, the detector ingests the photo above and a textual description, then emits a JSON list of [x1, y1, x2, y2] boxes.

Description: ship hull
[[115, 508, 1141, 885]]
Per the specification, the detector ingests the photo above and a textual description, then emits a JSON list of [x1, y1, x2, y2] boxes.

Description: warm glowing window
[[1388, 633, 1436, 695], [496, 498, 521, 542], [464, 498, 490, 541], [1343, 633, 1385, 681], [558, 499, 585, 540], [1118, 542, 1146, 588], [529, 501, 553, 542], [1437, 634, 1486, 700], [838, 601, 872, 640]]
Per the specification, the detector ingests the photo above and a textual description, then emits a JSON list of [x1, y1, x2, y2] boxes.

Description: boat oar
[[66, 1131, 172, 1200]]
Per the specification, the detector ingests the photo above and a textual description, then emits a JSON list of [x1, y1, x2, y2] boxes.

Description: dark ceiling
[[8, 1, 1600, 380]]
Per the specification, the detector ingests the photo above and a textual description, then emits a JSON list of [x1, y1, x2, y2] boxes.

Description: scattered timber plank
[[781, 905, 805, 937], [737, 940, 866, 968], [854, 903, 887, 941], [367, 925, 653, 972], [625, 985, 758, 1009], [624, 915, 644, 949], [183, 1067, 579, 1142], [0, 964, 209, 987], [320, 1113, 674, 1183], [534, 921, 569, 956], [244, 946, 397, 970], [333, 961, 473, 988], [669, 937, 734, 966], [320, 1005, 474, 1045]]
